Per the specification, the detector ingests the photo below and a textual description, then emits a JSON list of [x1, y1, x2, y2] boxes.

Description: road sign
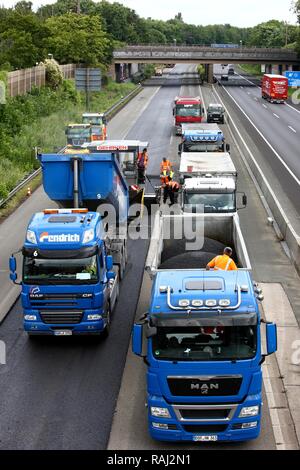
[[75, 68, 102, 91], [284, 71, 300, 87], [75, 68, 102, 111]]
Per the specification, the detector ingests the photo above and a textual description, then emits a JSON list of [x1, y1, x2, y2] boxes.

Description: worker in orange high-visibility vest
[[160, 157, 172, 174], [206, 247, 238, 271]]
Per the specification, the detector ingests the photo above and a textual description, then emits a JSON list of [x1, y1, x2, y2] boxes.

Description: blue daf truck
[[9, 152, 129, 337], [132, 213, 277, 442]]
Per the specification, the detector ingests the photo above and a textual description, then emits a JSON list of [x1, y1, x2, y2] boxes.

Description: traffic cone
[[27, 187, 31, 197]]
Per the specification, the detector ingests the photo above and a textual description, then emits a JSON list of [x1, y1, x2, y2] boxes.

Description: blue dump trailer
[[9, 152, 129, 337], [132, 213, 277, 442]]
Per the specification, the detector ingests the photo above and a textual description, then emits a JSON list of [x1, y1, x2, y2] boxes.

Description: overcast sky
[[3, 0, 297, 27]]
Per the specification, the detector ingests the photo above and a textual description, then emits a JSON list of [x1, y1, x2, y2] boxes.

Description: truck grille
[[173, 404, 238, 422], [167, 376, 242, 397], [180, 409, 230, 420], [40, 310, 83, 324], [183, 424, 228, 433], [30, 293, 92, 307]]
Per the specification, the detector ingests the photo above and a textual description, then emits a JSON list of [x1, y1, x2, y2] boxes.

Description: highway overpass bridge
[[113, 45, 300, 83], [113, 44, 300, 65]]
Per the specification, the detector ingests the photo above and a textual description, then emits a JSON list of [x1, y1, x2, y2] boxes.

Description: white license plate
[[193, 435, 218, 442], [54, 330, 72, 336]]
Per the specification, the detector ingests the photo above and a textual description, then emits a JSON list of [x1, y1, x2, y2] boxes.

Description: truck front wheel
[[102, 304, 112, 338]]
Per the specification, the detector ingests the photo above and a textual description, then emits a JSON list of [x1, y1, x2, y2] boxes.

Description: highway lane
[[0, 82, 185, 449]]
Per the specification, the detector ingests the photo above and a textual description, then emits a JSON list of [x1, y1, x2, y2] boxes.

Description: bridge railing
[[114, 44, 297, 54]]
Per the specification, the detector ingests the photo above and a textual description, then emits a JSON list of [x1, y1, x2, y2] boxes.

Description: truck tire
[[102, 303, 112, 339]]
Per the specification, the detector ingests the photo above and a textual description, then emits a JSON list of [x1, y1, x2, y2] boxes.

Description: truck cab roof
[[24, 209, 103, 251], [150, 270, 257, 321], [184, 176, 236, 193], [183, 129, 223, 142], [182, 123, 221, 133], [180, 152, 236, 176]]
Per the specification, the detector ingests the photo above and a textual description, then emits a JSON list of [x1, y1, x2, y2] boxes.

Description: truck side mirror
[[266, 323, 277, 355], [178, 143, 182, 154], [107, 271, 116, 280], [9, 255, 17, 273], [132, 323, 143, 356], [242, 194, 247, 207], [222, 107, 225, 113], [226, 143, 230, 152], [172, 108, 175, 116], [106, 255, 113, 271], [9, 255, 21, 285], [103, 117, 107, 125]]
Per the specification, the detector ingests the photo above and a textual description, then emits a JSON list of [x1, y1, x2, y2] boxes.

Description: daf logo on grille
[[190, 382, 219, 394]]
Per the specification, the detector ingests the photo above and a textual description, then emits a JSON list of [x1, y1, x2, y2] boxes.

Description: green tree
[[45, 13, 112, 66]]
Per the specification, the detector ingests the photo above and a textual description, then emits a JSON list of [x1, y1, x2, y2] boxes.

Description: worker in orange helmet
[[206, 247, 238, 271]]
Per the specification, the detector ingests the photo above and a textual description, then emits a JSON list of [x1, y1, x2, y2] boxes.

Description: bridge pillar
[[272, 64, 280, 74], [205, 64, 214, 84]]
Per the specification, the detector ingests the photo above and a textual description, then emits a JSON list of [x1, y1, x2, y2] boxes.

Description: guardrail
[[0, 168, 41, 209], [0, 84, 143, 210]]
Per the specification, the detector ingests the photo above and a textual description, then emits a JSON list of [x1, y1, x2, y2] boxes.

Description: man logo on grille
[[190, 382, 219, 394]]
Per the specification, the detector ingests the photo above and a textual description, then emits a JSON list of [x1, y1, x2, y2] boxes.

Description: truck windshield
[[208, 107, 222, 113], [67, 129, 90, 139], [183, 142, 222, 152], [23, 255, 98, 285], [176, 105, 201, 117], [152, 326, 257, 361], [82, 117, 103, 125], [184, 193, 235, 212]]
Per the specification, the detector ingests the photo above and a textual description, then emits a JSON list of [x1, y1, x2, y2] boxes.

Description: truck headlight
[[26, 230, 37, 244], [24, 315, 37, 321], [87, 314, 102, 321], [239, 406, 259, 418], [83, 229, 94, 244], [151, 407, 171, 418]]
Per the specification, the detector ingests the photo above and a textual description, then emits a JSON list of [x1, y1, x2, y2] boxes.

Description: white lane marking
[[286, 102, 300, 115], [220, 85, 300, 187], [262, 104, 268, 109], [236, 73, 257, 86], [198, 83, 207, 120], [273, 113, 280, 119], [288, 126, 297, 133]]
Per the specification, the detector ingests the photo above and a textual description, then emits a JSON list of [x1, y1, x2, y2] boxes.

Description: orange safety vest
[[160, 159, 172, 172], [207, 254, 237, 271]]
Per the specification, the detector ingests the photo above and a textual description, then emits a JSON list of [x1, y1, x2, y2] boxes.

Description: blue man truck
[[9, 152, 129, 337], [132, 213, 277, 442]]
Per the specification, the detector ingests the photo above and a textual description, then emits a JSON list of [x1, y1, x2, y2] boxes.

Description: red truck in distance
[[261, 74, 288, 104], [173, 96, 204, 135]]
